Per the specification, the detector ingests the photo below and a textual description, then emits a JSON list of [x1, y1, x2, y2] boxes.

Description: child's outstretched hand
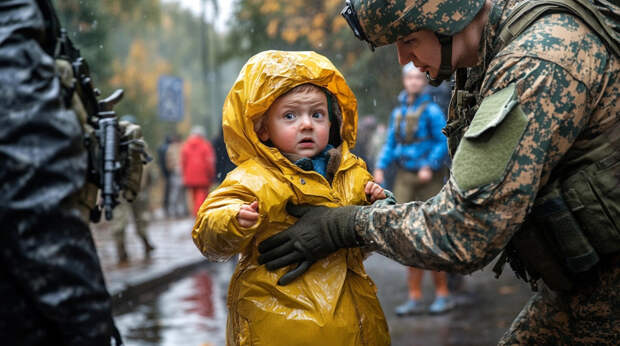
[[365, 181, 386, 203], [237, 201, 259, 228]]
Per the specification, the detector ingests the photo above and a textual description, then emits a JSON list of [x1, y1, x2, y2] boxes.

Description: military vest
[[445, 0, 620, 291], [394, 101, 429, 144]]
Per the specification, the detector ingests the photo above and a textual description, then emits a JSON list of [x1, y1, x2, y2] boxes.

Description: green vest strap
[[497, 0, 620, 57]]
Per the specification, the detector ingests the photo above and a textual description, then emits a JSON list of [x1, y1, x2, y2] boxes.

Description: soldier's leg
[[500, 264, 619, 344], [130, 197, 154, 255], [112, 202, 131, 264]]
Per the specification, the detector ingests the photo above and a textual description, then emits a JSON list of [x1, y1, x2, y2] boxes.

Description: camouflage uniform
[[351, 0, 619, 343], [111, 162, 155, 263]]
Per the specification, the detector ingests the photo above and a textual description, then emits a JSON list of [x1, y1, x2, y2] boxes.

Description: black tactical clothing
[[0, 1, 118, 344]]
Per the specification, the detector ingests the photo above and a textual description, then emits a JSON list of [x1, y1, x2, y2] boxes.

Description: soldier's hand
[[258, 203, 361, 285]]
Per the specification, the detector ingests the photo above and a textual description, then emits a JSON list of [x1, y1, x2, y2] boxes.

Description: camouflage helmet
[[341, 0, 486, 49]]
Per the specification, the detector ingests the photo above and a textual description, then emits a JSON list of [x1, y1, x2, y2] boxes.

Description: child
[[192, 51, 390, 346]]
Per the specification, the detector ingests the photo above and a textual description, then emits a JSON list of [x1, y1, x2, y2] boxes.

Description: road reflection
[[115, 264, 232, 346]]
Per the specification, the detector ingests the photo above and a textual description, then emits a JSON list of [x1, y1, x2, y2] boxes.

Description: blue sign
[[158, 76, 184, 122]]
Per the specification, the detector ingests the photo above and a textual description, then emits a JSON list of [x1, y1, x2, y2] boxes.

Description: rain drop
[[373, 99, 377, 107]]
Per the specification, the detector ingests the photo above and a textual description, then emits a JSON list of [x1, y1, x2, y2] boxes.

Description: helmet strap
[[426, 34, 453, 86]]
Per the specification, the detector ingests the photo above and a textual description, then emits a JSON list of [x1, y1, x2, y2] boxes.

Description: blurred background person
[[212, 127, 236, 184], [157, 135, 173, 218], [373, 63, 452, 315], [181, 125, 216, 216], [351, 115, 379, 173], [166, 135, 188, 218]]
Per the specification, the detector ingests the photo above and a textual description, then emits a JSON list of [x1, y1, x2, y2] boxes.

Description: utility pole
[[200, 0, 220, 138]]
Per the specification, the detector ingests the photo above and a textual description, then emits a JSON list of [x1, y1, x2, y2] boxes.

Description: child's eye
[[312, 112, 325, 119], [283, 112, 295, 120]]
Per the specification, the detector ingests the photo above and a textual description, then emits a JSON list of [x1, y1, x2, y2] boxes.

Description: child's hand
[[237, 201, 259, 228], [365, 181, 386, 203]]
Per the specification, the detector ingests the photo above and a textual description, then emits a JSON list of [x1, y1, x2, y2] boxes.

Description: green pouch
[[452, 84, 528, 192], [562, 154, 620, 255]]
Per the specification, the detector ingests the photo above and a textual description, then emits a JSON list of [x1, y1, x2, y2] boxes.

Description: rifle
[[55, 29, 144, 222]]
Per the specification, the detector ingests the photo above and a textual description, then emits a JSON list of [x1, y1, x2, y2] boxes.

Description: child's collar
[[281, 145, 342, 183]]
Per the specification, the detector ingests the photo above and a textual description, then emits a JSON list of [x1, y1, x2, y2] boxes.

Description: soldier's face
[[396, 30, 442, 78]]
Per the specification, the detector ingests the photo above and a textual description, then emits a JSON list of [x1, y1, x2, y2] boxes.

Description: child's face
[[259, 88, 331, 158]]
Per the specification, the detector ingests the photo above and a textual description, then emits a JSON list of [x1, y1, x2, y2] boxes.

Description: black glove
[[258, 203, 360, 285]]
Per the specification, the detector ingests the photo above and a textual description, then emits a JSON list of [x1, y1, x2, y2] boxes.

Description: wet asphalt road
[[115, 254, 533, 345], [365, 254, 533, 346]]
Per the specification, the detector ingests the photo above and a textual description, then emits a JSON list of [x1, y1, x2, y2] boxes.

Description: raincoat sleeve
[[192, 170, 264, 262], [418, 104, 448, 170], [0, 1, 117, 344], [375, 108, 399, 170]]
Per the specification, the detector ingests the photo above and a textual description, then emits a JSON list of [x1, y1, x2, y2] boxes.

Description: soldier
[[0, 0, 122, 344], [258, 0, 619, 343], [111, 115, 155, 265]]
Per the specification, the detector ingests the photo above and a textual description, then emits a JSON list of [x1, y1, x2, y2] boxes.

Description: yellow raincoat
[[192, 51, 390, 346]]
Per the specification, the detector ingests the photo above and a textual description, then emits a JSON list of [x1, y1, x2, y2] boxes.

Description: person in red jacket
[[181, 125, 216, 216]]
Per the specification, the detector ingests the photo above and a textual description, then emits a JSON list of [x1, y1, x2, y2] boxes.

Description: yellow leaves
[[266, 19, 280, 38], [236, 0, 363, 69], [260, 2, 281, 14], [312, 13, 327, 28], [281, 28, 299, 44], [332, 16, 347, 33], [109, 39, 172, 120], [346, 52, 357, 66]]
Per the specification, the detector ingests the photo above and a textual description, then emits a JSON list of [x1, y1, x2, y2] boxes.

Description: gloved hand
[[258, 203, 361, 285]]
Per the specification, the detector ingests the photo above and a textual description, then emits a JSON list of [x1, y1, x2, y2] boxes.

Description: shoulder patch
[[452, 84, 528, 192]]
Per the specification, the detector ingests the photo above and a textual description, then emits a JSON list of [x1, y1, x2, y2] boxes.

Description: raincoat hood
[[222, 50, 358, 166]]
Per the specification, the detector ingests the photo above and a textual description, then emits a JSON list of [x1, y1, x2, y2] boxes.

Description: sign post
[[158, 76, 184, 122]]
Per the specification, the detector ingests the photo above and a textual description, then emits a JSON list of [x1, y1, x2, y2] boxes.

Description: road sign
[[158, 75, 184, 122]]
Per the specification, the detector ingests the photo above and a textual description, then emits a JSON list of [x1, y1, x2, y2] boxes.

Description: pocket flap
[[464, 83, 518, 139]]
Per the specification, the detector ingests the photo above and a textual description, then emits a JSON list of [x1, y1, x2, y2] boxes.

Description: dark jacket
[[0, 1, 118, 344]]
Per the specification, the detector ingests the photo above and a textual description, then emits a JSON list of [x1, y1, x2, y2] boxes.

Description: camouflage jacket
[[354, 0, 619, 273]]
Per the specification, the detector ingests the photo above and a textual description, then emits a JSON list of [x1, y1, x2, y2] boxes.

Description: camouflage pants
[[500, 262, 620, 344], [112, 197, 152, 258]]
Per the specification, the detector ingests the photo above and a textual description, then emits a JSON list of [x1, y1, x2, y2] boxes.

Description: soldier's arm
[[354, 56, 595, 274], [0, 1, 117, 344]]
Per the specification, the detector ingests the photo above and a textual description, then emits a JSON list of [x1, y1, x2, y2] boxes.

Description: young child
[[192, 50, 390, 346]]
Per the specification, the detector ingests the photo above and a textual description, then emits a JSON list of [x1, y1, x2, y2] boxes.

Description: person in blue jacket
[[373, 62, 452, 315]]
